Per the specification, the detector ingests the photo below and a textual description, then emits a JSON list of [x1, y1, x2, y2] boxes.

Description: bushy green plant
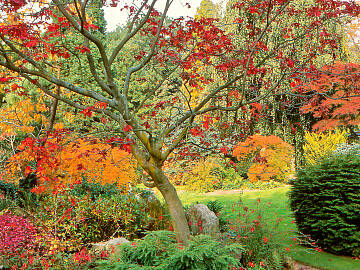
[[0, 179, 18, 200], [206, 200, 224, 215], [0, 178, 40, 210], [70, 177, 120, 199], [77, 192, 159, 242], [205, 200, 227, 232], [289, 152, 360, 256], [96, 231, 243, 270], [34, 189, 168, 252]]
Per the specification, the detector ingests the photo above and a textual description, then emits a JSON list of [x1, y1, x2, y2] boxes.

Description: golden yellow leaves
[[0, 98, 47, 138], [304, 128, 347, 166]]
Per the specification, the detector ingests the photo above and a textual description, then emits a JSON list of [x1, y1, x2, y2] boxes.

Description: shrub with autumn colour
[[32, 188, 169, 252], [303, 128, 347, 166], [0, 213, 39, 257], [233, 135, 294, 182], [181, 157, 244, 192], [7, 133, 137, 192]]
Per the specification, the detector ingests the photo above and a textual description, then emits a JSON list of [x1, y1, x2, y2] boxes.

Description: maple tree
[[0, 0, 359, 242], [300, 62, 360, 132], [233, 134, 293, 182], [7, 136, 136, 190]]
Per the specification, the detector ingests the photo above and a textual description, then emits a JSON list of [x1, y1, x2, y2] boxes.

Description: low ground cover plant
[[0, 213, 39, 258], [2, 245, 109, 269], [96, 230, 244, 270]]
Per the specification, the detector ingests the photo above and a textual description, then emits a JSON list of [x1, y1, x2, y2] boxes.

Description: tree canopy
[[1, 0, 359, 242]]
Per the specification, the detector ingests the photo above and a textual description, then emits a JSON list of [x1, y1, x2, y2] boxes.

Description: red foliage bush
[[0, 213, 38, 256]]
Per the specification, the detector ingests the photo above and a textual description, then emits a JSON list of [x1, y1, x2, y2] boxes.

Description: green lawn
[[177, 187, 360, 270]]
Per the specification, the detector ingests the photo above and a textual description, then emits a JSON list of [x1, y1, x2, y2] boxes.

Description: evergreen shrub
[[96, 231, 243, 270], [289, 153, 360, 256]]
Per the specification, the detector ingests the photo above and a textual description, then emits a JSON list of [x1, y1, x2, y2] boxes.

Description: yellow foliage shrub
[[233, 135, 294, 182], [303, 128, 347, 166], [182, 158, 224, 193]]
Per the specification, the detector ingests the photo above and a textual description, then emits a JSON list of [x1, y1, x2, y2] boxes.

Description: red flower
[[263, 236, 269, 244]]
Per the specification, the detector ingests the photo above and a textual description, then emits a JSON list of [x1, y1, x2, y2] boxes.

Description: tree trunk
[[153, 165, 191, 244], [130, 145, 190, 243]]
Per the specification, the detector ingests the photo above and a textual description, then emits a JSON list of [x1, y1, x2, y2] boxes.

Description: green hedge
[[289, 153, 360, 256]]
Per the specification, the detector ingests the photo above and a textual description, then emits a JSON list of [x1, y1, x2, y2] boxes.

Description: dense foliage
[[32, 189, 168, 252], [0, 213, 39, 257], [181, 158, 244, 192], [233, 135, 294, 182], [303, 128, 347, 165], [0, 0, 360, 264], [289, 152, 360, 256], [97, 231, 243, 270], [1, 0, 359, 242], [7, 135, 136, 192]]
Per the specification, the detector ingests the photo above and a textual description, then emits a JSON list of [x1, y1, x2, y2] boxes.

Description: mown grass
[[178, 186, 360, 270]]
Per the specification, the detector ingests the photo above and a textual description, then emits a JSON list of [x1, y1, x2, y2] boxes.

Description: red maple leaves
[[300, 62, 360, 130]]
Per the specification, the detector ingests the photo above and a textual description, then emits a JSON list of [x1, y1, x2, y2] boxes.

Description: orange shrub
[[57, 138, 136, 187], [233, 135, 294, 182], [7, 136, 136, 190]]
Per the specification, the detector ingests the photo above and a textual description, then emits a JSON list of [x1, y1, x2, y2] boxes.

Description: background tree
[[0, 0, 359, 243]]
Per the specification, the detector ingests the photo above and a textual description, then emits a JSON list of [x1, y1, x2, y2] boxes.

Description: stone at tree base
[[92, 237, 130, 252], [186, 204, 220, 236], [138, 189, 164, 218]]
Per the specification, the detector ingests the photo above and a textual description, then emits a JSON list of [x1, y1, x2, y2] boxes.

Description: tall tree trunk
[[150, 163, 191, 243], [130, 141, 190, 243]]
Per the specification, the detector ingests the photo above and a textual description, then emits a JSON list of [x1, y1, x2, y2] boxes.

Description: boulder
[[186, 204, 220, 236], [138, 190, 164, 218], [92, 237, 130, 252]]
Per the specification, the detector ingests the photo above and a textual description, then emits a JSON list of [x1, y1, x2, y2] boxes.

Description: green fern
[[96, 231, 243, 270]]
